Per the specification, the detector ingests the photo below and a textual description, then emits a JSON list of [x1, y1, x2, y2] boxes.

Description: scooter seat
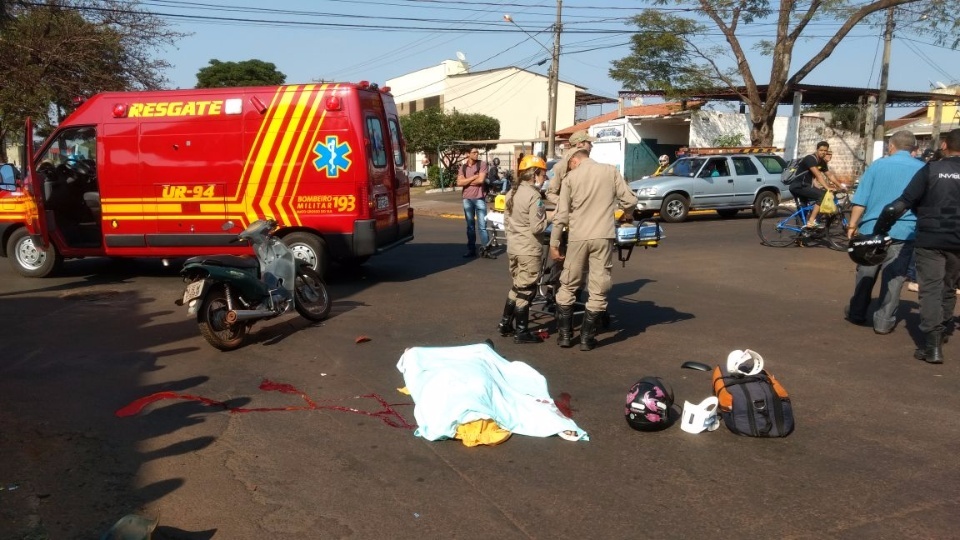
[[184, 254, 259, 269]]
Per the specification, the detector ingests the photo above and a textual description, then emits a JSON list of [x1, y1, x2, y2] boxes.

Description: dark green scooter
[[177, 219, 331, 351]]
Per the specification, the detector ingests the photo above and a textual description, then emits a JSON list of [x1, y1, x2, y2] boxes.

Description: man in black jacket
[[883, 129, 960, 364]]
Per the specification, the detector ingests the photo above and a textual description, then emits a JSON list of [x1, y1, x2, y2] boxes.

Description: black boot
[[943, 317, 955, 344], [498, 300, 516, 337], [513, 306, 542, 344], [598, 310, 611, 330], [556, 305, 574, 348], [914, 331, 944, 364], [580, 310, 600, 351]]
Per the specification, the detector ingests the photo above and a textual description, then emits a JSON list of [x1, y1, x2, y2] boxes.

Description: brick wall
[[798, 115, 864, 184]]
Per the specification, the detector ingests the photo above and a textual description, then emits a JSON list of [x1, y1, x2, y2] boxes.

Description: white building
[[559, 102, 782, 180], [387, 58, 609, 171]]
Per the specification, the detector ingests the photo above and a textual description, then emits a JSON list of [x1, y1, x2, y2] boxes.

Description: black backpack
[[712, 364, 795, 437], [780, 155, 812, 186]]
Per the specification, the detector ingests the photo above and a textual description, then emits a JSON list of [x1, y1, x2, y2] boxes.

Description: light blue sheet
[[397, 343, 589, 442]]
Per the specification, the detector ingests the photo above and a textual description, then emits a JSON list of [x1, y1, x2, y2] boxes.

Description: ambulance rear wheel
[[7, 227, 61, 278], [283, 232, 330, 279]]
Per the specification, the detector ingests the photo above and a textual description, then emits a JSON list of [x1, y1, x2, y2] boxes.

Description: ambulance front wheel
[[283, 232, 330, 279], [7, 227, 62, 278]]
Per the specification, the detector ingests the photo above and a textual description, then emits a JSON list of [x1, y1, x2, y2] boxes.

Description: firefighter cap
[[569, 130, 596, 144]]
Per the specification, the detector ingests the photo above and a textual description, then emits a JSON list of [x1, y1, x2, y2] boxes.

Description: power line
[[25, 0, 882, 39], [901, 39, 958, 83]]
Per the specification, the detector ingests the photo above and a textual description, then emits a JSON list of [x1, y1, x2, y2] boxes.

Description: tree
[[0, 0, 183, 161], [713, 133, 744, 147], [610, 0, 956, 146], [195, 59, 286, 89], [401, 107, 500, 173]]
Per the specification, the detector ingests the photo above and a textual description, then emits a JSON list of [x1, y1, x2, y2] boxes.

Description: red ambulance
[[1, 82, 413, 278]]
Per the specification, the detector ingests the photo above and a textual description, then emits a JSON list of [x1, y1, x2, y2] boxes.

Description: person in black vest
[[877, 129, 960, 364]]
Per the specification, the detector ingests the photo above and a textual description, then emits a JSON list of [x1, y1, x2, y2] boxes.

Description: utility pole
[[546, 0, 562, 160], [869, 7, 895, 163], [931, 99, 944, 148]]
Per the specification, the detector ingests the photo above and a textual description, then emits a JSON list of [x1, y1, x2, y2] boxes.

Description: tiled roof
[[557, 101, 703, 137], [885, 117, 920, 130]]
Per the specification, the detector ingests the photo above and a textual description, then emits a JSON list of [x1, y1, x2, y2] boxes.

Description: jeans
[[914, 247, 960, 334], [848, 241, 912, 333], [462, 197, 489, 251]]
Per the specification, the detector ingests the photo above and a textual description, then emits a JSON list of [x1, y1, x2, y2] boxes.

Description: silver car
[[628, 153, 790, 223]]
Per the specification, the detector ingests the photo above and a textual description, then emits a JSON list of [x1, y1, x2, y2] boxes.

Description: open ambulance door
[[9, 117, 62, 278], [23, 117, 51, 248]]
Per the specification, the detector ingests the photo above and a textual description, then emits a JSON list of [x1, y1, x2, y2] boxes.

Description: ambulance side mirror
[[0, 163, 19, 192]]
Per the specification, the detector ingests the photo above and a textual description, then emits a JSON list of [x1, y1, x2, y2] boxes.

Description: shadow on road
[[0, 291, 238, 538]]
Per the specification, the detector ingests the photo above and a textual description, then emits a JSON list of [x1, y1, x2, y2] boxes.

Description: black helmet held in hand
[[848, 233, 891, 266]]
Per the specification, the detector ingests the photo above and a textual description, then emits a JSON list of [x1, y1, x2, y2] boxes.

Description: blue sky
[[151, 0, 960, 120]]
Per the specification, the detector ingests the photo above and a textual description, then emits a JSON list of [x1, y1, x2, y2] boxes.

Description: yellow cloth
[[454, 419, 512, 447]]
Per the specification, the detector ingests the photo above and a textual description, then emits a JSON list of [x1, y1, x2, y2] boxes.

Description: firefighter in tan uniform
[[549, 149, 639, 351], [546, 129, 595, 205], [497, 156, 549, 344]]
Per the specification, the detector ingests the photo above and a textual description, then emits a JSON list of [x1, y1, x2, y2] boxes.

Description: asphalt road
[[1, 211, 958, 539]]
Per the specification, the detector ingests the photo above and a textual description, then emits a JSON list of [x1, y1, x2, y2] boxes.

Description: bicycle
[[756, 193, 851, 251]]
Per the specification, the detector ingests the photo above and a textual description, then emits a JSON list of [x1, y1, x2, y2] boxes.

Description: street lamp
[[504, 6, 562, 159]]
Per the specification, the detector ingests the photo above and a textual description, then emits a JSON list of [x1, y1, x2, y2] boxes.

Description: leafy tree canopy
[[400, 108, 500, 170], [610, 0, 958, 145], [0, 0, 183, 160], [195, 59, 286, 88]]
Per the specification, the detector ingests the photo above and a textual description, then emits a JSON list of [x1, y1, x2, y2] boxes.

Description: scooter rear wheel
[[294, 267, 332, 322], [198, 283, 247, 351]]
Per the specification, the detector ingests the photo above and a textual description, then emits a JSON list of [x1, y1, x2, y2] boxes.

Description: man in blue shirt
[[845, 130, 923, 334]]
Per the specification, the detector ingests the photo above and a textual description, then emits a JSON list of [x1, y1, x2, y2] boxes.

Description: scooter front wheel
[[294, 267, 331, 322], [198, 283, 248, 351]]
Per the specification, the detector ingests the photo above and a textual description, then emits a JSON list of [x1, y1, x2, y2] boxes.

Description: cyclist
[[789, 141, 832, 229], [820, 151, 848, 193]]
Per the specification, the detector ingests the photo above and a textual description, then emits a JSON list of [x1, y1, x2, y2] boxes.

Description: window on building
[[424, 96, 440, 109]]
